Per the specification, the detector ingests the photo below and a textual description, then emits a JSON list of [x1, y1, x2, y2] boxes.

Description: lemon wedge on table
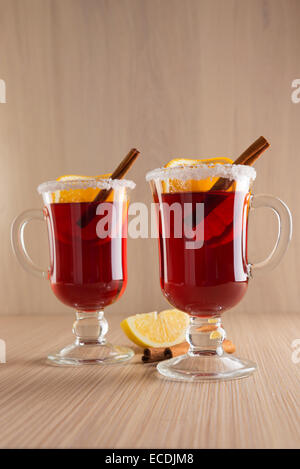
[[53, 173, 113, 203], [120, 309, 189, 348], [164, 157, 233, 192]]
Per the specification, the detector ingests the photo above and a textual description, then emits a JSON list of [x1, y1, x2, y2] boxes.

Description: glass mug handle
[[11, 209, 49, 279], [248, 194, 292, 276]]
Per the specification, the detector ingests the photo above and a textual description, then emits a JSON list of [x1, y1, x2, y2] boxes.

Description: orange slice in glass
[[54, 174, 113, 203], [164, 157, 233, 192]]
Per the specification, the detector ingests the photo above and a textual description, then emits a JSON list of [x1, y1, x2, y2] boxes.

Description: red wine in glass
[[46, 201, 127, 311], [156, 190, 250, 316]]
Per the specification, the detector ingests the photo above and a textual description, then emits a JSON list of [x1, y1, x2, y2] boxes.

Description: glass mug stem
[[73, 311, 108, 346], [187, 316, 225, 357]]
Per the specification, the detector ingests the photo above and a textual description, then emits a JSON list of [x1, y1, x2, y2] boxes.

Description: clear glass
[[146, 164, 292, 381], [11, 177, 135, 365]]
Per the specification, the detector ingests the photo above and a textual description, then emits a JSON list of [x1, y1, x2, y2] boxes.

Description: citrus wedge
[[120, 309, 189, 348], [53, 173, 112, 203], [164, 157, 233, 192], [165, 157, 233, 168]]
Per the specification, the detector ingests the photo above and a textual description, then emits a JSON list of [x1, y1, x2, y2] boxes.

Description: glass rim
[[145, 163, 256, 183], [37, 178, 136, 194]]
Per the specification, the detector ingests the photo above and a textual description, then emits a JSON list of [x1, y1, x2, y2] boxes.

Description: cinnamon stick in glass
[[183, 136, 270, 228], [77, 148, 140, 228], [211, 136, 270, 191]]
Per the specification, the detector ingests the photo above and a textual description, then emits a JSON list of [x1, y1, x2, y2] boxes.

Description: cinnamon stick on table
[[142, 343, 189, 363], [164, 342, 190, 359], [142, 340, 236, 363], [142, 347, 166, 363]]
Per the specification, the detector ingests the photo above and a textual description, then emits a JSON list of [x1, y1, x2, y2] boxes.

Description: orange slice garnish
[[164, 157, 233, 192], [53, 174, 113, 203]]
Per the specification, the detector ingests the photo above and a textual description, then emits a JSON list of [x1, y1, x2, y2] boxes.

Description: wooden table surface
[[0, 311, 299, 449]]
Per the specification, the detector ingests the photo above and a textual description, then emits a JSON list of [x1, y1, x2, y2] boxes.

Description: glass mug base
[[156, 316, 256, 382], [157, 353, 257, 382], [47, 342, 134, 366], [47, 310, 134, 366]]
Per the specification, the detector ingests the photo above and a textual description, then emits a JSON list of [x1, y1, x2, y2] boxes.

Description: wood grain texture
[[0, 311, 299, 449], [0, 0, 299, 317]]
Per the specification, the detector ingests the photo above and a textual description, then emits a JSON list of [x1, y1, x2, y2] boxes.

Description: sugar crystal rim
[[37, 178, 136, 194], [145, 164, 256, 182]]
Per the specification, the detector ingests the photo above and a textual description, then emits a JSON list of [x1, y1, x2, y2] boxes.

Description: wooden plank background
[[0, 0, 299, 317]]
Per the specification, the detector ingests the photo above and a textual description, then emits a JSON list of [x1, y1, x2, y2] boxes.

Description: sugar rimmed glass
[[11, 177, 135, 365], [147, 163, 292, 381]]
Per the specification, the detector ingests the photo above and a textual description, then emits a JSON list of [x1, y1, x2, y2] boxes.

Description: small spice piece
[[222, 339, 236, 354], [197, 325, 218, 333]]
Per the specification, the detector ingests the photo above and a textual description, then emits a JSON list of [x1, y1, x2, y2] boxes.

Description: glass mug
[[146, 164, 292, 381], [11, 178, 135, 365]]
